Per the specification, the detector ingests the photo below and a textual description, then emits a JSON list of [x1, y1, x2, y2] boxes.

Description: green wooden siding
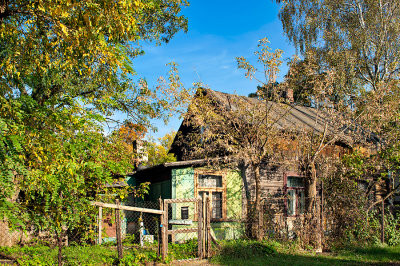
[[171, 168, 195, 220], [225, 170, 243, 220], [148, 179, 171, 201], [171, 167, 244, 240], [171, 167, 195, 199]]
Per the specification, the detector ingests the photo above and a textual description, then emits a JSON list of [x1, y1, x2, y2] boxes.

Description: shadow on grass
[[212, 246, 400, 266], [213, 253, 358, 266]]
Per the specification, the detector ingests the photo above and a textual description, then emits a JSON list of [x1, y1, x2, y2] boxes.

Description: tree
[[0, 0, 189, 263], [277, 0, 400, 245], [180, 39, 291, 240], [276, 0, 400, 92], [145, 130, 177, 166]]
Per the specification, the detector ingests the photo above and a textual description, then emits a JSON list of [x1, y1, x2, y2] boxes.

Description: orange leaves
[[116, 122, 147, 145]]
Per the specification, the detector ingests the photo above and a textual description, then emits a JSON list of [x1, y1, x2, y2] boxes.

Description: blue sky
[[117, 0, 297, 140]]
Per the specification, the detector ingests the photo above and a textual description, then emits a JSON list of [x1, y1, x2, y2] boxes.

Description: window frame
[[284, 173, 305, 217], [194, 170, 227, 221]]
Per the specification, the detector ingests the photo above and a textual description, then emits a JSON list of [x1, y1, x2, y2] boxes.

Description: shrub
[[120, 248, 160, 266], [218, 239, 276, 259], [168, 238, 198, 260]]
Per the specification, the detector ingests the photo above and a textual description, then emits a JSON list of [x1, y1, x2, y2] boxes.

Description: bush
[[120, 247, 160, 265], [217, 239, 276, 259], [122, 234, 135, 245], [367, 209, 400, 246], [168, 238, 198, 260]]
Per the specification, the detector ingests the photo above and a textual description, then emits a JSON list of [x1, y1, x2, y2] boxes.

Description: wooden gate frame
[[160, 194, 212, 261], [91, 196, 212, 263], [91, 200, 164, 260]]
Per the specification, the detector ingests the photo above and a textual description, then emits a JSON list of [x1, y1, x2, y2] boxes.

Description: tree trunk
[[57, 231, 63, 266], [305, 161, 322, 251], [305, 162, 317, 213], [254, 164, 263, 241]]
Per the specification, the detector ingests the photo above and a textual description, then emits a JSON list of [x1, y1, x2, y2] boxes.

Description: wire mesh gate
[[91, 200, 164, 260], [160, 194, 212, 261], [92, 195, 213, 263]]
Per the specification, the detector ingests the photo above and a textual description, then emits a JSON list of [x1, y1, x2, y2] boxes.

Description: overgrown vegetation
[[0, 238, 200, 265], [211, 239, 400, 265]]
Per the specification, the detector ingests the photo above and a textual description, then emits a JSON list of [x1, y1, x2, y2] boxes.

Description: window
[[181, 206, 189, 220], [286, 175, 305, 216], [195, 171, 226, 221], [198, 174, 222, 187]]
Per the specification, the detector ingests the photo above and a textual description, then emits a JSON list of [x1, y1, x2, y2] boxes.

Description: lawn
[[210, 242, 400, 266], [1, 240, 399, 265]]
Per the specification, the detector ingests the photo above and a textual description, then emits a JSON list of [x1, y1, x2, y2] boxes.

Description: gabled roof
[[170, 88, 380, 160], [204, 89, 328, 133]]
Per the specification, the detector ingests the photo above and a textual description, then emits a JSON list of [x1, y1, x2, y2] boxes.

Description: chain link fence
[[0, 200, 164, 265]]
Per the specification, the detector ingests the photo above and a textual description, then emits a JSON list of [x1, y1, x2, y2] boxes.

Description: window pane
[[299, 191, 305, 214], [287, 176, 304, 188], [198, 174, 222, 187], [198, 191, 209, 198], [212, 192, 223, 219], [181, 206, 189, 220], [287, 190, 296, 215]]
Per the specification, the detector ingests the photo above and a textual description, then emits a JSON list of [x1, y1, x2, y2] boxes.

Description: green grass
[[2, 241, 399, 265], [210, 241, 400, 266], [0, 239, 197, 265], [0, 245, 118, 265]]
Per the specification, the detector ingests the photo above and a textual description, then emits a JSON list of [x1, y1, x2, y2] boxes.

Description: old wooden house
[[129, 88, 381, 240]]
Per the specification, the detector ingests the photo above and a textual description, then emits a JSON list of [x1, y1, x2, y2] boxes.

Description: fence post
[[158, 198, 163, 257], [197, 197, 203, 259], [115, 199, 123, 260], [139, 212, 144, 247], [381, 200, 385, 244], [162, 200, 168, 261], [202, 193, 207, 257], [98, 206, 102, 245], [206, 195, 212, 258]]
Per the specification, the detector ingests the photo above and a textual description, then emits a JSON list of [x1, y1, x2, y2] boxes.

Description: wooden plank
[[197, 198, 203, 259], [90, 201, 164, 215], [202, 193, 206, 257], [210, 234, 221, 249], [167, 228, 198, 234], [162, 200, 168, 261], [164, 198, 198, 204], [98, 207, 102, 245], [164, 159, 207, 167], [207, 196, 211, 258], [115, 200, 123, 260]]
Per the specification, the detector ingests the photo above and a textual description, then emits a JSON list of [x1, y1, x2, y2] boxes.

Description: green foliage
[[122, 234, 136, 245], [367, 210, 400, 247], [212, 239, 400, 265], [120, 247, 160, 265], [276, 0, 400, 92], [0, 245, 116, 266], [0, 2, 191, 260], [167, 238, 198, 260], [145, 130, 177, 167], [217, 239, 277, 260], [334, 208, 400, 249]]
